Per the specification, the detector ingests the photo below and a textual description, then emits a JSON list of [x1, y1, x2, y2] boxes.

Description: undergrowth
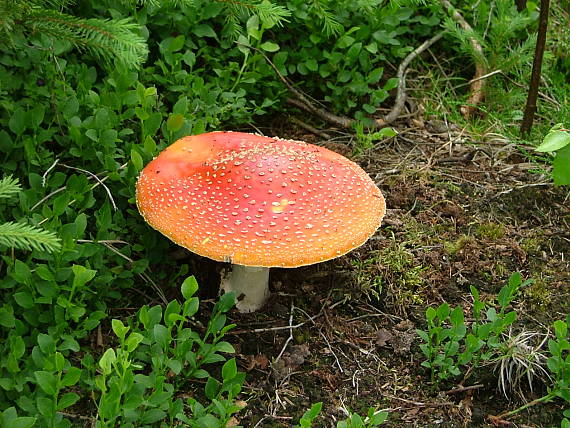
[[0, 0, 569, 425]]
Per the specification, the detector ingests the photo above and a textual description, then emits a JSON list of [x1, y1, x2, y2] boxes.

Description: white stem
[[220, 265, 270, 313]]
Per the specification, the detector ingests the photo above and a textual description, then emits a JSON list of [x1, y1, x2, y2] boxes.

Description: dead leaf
[[272, 344, 311, 379], [243, 354, 269, 371], [375, 328, 394, 347]]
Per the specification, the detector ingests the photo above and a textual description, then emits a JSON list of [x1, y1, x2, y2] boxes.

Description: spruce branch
[[0, 0, 148, 68], [0, 221, 61, 253], [0, 176, 21, 199], [223, 0, 290, 29], [307, 0, 343, 36], [26, 10, 148, 68]]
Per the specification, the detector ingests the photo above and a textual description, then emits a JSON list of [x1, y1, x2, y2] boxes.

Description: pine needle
[[0, 221, 62, 253], [0, 176, 21, 199]]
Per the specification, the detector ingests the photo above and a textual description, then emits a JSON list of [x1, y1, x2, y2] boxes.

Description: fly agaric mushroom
[[136, 131, 386, 312]]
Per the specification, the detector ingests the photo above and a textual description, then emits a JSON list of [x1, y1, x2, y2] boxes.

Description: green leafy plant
[[417, 272, 531, 385], [536, 124, 570, 186], [296, 402, 388, 427], [496, 315, 570, 422], [93, 277, 243, 427], [353, 122, 398, 154]]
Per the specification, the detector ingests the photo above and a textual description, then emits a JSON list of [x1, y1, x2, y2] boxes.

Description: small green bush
[[0, 277, 244, 426], [417, 272, 532, 384]]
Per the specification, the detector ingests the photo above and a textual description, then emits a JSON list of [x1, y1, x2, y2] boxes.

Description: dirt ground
[[184, 119, 570, 427]]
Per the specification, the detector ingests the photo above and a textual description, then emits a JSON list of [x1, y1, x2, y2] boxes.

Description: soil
[[175, 119, 569, 427]]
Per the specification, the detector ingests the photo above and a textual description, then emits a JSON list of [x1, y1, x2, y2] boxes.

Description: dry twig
[[240, 34, 443, 130]]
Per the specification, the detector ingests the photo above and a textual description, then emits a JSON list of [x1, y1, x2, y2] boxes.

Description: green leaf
[[222, 358, 237, 380], [536, 128, 570, 152], [36, 397, 53, 418], [215, 341, 235, 354], [61, 367, 81, 387], [62, 97, 79, 118], [0, 305, 15, 328], [181, 276, 199, 300], [54, 352, 65, 372], [57, 392, 79, 411], [166, 113, 184, 133], [141, 409, 166, 424], [1, 408, 36, 428], [502, 311, 517, 327], [37, 334, 56, 355], [554, 320, 568, 339], [13, 292, 34, 309], [72, 265, 97, 290], [553, 145, 570, 186], [299, 402, 322, 425], [125, 332, 144, 352], [193, 24, 217, 38], [99, 349, 116, 375], [416, 329, 429, 342], [34, 371, 57, 395], [192, 369, 209, 379], [374, 127, 397, 138], [153, 324, 170, 349], [168, 35, 185, 52], [85, 129, 98, 142], [35, 265, 55, 281], [167, 359, 182, 375], [131, 148, 143, 171], [436, 303, 450, 320], [305, 58, 318, 72], [260, 41, 280, 52], [8, 108, 26, 135], [165, 300, 181, 328], [205, 376, 219, 399], [246, 15, 260, 39], [111, 319, 129, 341]]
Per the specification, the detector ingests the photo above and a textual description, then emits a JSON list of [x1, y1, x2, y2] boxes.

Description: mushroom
[[135, 131, 386, 312]]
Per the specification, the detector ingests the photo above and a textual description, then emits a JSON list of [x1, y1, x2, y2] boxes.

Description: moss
[[350, 240, 427, 308], [475, 222, 506, 240], [444, 235, 475, 256], [520, 235, 544, 255], [523, 278, 553, 310]]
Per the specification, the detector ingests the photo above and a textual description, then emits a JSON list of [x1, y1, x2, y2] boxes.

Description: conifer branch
[[0, 0, 148, 68], [0, 222, 62, 253], [0, 176, 21, 199]]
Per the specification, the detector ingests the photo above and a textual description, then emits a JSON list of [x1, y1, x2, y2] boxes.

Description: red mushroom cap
[[136, 131, 385, 267]]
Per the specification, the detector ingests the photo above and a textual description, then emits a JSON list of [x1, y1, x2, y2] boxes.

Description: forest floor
[[176, 118, 569, 427]]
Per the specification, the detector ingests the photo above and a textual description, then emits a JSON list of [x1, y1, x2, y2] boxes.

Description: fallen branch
[[239, 33, 443, 130], [440, 0, 487, 118], [444, 384, 484, 395], [378, 31, 445, 127], [289, 116, 332, 139]]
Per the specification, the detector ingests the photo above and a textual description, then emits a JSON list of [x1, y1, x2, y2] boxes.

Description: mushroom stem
[[220, 265, 270, 313]]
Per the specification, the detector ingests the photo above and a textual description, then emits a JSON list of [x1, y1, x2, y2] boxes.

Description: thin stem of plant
[[520, 0, 551, 136]]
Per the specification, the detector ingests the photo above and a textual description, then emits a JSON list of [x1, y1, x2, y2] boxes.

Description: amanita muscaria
[[136, 131, 386, 312]]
